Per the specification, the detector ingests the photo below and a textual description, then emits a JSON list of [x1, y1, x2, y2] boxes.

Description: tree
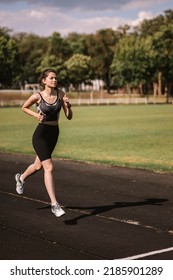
[[151, 23, 173, 102], [133, 9, 173, 99], [111, 34, 155, 95], [135, 15, 164, 37], [0, 26, 12, 38], [66, 54, 93, 97], [14, 32, 48, 87], [65, 32, 88, 55], [117, 24, 130, 35], [0, 34, 20, 88], [48, 32, 72, 60], [85, 29, 120, 92], [37, 32, 73, 88]]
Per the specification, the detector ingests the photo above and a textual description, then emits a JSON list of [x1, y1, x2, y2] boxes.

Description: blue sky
[[0, 0, 173, 36]]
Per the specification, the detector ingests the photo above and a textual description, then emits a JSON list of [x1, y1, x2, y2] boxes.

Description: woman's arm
[[59, 90, 73, 120], [22, 93, 44, 122]]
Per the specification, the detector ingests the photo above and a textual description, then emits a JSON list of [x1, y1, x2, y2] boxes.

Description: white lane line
[[117, 247, 173, 260], [2, 190, 173, 260], [0, 190, 50, 205], [1, 190, 173, 235]]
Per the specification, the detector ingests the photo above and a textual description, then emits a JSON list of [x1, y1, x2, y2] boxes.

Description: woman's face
[[43, 72, 57, 88]]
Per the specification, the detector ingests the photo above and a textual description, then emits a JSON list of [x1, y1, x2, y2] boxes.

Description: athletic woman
[[15, 68, 73, 217]]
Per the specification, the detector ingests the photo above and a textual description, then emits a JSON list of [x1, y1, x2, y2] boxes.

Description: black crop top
[[36, 92, 62, 122]]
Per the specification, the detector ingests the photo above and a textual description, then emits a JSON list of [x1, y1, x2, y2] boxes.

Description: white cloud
[[123, 0, 170, 10], [29, 10, 46, 19], [0, 0, 172, 36], [0, 7, 129, 36], [130, 11, 154, 27], [0, 8, 67, 35]]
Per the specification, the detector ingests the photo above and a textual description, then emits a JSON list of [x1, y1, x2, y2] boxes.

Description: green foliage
[[66, 32, 88, 54], [111, 10, 173, 96], [1, 9, 173, 95], [37, 32, 72, 87], [0, 35, 20, 88], [66, 54, 93, 88], [15, 33, 48, 85], [151, 24, 173, 82], [85, 29, 119, 91], [111, 35, 154, 89], [48, 32, 72, 59]]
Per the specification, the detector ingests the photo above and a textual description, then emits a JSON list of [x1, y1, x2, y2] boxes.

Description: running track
[[1, 153, 173, 260]]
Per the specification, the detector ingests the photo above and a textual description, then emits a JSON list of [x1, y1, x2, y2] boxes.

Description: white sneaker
[[51, 202, 65, 217], [15, 173, 24, 194]]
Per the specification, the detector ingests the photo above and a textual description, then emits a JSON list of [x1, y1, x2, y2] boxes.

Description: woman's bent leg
[[15, 156, 42, 194], [21, 156, 42, 181]]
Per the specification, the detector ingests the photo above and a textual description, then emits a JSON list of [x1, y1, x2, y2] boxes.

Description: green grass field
[[0, 105, 173, 173]]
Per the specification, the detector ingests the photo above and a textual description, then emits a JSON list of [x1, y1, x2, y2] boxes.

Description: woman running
[[15, 68, 73, 217]]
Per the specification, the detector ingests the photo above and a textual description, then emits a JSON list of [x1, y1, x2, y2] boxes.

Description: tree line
[[1, 9, 173, 99]]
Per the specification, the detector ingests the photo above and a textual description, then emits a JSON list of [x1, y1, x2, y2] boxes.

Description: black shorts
[[32, 123, 59, 162]]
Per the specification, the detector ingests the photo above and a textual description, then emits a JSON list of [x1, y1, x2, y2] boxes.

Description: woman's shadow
[[63, 198, 168, 225]]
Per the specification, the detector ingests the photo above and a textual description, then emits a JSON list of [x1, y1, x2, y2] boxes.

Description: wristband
[[67, 103, 71, 108]]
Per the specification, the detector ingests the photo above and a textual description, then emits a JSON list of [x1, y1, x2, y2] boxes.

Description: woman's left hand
[[63, 94, 71, 108], [62, 94, 73, 120]]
